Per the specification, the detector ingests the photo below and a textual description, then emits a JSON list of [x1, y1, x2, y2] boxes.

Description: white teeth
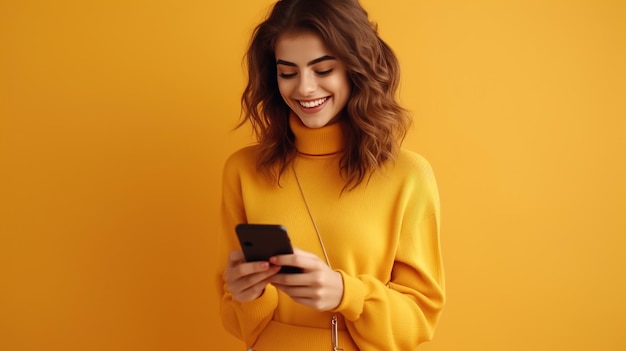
[[299, 97, 327, 108]]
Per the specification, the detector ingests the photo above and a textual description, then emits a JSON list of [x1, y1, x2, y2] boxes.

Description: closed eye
[[279, 72, 297, 79], [316, 69, 333, 76]]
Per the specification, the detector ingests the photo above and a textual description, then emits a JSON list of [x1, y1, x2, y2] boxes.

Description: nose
[[297, 71, 317, 96]]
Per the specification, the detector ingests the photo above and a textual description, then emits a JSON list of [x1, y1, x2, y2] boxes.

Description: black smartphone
[[235, 224, 302, 274]]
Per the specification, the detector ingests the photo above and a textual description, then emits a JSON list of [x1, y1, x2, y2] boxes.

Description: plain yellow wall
[[1, 0, 624, 350]]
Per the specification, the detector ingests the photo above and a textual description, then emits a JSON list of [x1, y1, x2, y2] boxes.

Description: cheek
[[332, 76, 351, 105], [328, 73, 349, 92], [277, 80, 293, 102]]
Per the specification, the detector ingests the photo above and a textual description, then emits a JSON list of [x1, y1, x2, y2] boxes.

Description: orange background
[[1, 0, 624, 350]]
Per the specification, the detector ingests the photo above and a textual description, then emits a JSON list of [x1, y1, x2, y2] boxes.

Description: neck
[[289, 113, 345, 156]]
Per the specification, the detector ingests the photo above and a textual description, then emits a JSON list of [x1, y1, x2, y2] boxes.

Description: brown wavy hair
[[240, 0, 411, 190]]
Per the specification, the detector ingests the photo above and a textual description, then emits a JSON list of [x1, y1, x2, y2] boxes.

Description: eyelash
[[317, 69, 333, 76], [279, 73, 297, 79], [279, 69, 334, 79]]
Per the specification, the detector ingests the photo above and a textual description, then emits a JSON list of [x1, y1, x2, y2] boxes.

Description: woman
[[216, 0, 445, 349]]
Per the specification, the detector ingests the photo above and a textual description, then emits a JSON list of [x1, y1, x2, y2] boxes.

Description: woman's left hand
[[268, 248, 344, 311]]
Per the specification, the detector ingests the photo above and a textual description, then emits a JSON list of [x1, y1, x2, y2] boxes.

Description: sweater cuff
[[233, 285, 279, 319], [331, 270, 365, 321]]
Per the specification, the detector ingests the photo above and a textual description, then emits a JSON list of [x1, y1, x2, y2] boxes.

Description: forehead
[[274, 31, 332, 63]]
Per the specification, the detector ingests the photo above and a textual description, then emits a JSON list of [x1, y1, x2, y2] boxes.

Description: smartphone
[[235, 224, 302, 274]]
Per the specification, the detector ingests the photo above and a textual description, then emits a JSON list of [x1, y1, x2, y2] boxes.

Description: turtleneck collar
[[289, 113, 345, 156]]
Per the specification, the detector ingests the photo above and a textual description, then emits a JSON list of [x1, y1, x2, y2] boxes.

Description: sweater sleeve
[[332, 156, 445, 350], [215, 149, 279, 347]]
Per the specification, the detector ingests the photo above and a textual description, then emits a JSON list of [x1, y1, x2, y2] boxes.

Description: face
[[274, 31, 351, 129]]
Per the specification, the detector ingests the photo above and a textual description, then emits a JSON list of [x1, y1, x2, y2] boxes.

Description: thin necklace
[[292, 165, 332, 269], [292, 165, 343, 351]]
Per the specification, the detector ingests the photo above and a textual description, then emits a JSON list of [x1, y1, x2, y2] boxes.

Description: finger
[[292, 247, 319, 258], [228, 265, 281, 297], [233, 274, 277, 302], [269, 253, 320, 272], [270, 271, 311, 286], [225, 260, 271, 283], [227, 250, 246, 267]]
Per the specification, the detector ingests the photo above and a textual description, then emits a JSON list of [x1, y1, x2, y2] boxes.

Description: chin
[[297, 115, 331, 129]]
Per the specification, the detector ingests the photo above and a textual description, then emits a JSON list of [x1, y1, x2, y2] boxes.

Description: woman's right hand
[[222, 250, 282, 303]]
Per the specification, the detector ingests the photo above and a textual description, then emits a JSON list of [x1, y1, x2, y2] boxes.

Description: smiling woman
[[2, 0, 623, 350], [274, 33, 350, 128], [214, 0, 445, 350]]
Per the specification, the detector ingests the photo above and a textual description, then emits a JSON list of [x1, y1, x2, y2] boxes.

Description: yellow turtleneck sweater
[[216, 115, 445, 350]]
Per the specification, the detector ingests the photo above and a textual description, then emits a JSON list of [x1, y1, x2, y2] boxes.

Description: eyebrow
[[276, 55, 337, 67]]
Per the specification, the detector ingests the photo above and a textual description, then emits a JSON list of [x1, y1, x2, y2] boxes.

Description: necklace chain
[[293, 165, 343, 351], [293, 166, 332, 269]]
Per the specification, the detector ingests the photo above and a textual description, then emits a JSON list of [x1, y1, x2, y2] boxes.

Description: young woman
[[216, 0, 445, 349]]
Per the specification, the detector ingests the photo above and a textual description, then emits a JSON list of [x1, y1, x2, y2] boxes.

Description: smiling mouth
[[298, 97, 329, 108]]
